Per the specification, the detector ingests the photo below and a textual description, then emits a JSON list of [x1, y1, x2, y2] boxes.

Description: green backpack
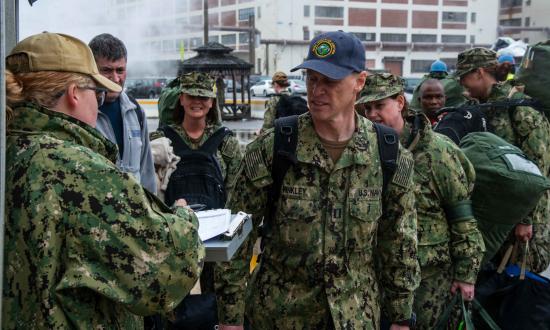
[[459, 132, 550, 262], [158, 77, 182, 127], [515, 40, 550, 120]]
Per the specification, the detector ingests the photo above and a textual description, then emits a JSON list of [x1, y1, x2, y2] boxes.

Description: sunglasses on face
[[78, 86, 108, 107]]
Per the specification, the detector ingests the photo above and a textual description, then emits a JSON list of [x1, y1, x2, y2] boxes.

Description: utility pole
[[203, 0, 209, 44], [248, 14, 255, 74]]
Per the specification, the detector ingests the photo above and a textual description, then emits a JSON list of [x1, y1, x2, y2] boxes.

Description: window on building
[[238, 7, 254, 21], [500, 18, 522, 26], [257, 6, 261, 18], [470, 35, 476, 44], [209, 35, 219, 43], [525, 17, 530, 27], [162, 39, 175, 53], [442, 12, 467, 23], [500, 0, 523, 7], [442, 35, 466, 43], [411, 60, 433, 73], [304, 5, 310, 17], [221, 34, 236, 45], [352, 32, 376, 42], [411, 34, 437, 43], [381, 33, 407, 42], [239, 33, 249, 44], [440, 57, 458, 71], [471, 12, 476, 23], [314, 6, 344, 18], [303, 27, 310, 41], [190, 37, 203, 47]]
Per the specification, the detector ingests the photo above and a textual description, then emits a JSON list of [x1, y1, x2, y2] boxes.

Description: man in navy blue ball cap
[[216, 31, 419, 330]]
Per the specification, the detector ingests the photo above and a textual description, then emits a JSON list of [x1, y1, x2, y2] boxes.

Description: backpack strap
[[262, 115, 299, 237], [373, 123, 399, 196], [159, 126, 191, 153], [200, 127, 232, 154], [127, 94, 144, 129]]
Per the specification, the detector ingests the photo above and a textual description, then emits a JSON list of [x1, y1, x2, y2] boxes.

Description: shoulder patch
[[221, 136, 238, 158], [244, 148, 272, 187], [392, 152, 414, 189]]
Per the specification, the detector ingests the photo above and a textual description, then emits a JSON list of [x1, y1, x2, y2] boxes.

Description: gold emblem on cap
[[312, 39, 336, 58]]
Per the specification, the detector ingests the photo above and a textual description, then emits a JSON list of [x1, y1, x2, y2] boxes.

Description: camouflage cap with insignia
[[179, 72, 217, 98], [356, 73, 404, 105], [455, 47, 498, 78]]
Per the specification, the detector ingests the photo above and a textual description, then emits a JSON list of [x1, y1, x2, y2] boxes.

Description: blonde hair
[[6, 54, 94, 125]]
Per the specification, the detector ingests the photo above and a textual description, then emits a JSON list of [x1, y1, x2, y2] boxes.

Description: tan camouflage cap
[[179, 72, 217, 98], [7, 32, 121, 92], [455, 47, 498, 77], [356, 73, 404, 105]]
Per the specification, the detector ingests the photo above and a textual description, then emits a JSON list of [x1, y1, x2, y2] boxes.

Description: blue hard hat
[[498, 54, 515, 64], [430, 60, 448, 73]]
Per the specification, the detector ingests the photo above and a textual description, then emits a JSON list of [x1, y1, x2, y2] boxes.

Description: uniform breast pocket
[[276, 197, 321, 252], [347, 200, 382, 251]]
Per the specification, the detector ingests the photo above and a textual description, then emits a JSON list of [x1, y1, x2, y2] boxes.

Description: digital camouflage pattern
[[179, 72, 217, 98], [215, 113, 420, 329], [260, 89, 291, 132], [356, 73, 404, 105], [3, 103, 205, 329], [400, 115, 485, 329], [455, 47, 499, 78], [151, 123, 243, 196], [414, 266, 460, 329], [484, 81, 550, 273]]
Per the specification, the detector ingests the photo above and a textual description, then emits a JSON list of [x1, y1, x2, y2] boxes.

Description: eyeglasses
[[78, 86, 108, 107]]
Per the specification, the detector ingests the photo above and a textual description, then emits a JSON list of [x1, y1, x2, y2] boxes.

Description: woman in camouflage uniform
[[456, 47, 550, 273], [151, 72, 243, 328], [3, 32, 204, 329], [152, 71, 243, 207], [356, 73, 485, 329]]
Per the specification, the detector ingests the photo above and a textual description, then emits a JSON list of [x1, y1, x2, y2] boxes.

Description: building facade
[[498, 0, 550, 44], [109, 0, 500, 78]]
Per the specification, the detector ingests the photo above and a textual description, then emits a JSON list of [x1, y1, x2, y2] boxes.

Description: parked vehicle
[[125, 78, 166, 99], [223, 79, 242, 93], [403, 77, 422, 94], [250, 79, 275, 96], [288, 79, 307, 95], [248, 75, 271, 88]]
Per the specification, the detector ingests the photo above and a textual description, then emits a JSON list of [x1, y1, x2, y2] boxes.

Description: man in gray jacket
[[89, 33, 156, 193]]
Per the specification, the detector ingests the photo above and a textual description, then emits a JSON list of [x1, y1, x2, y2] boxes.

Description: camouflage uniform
[[260, 89, 291, 132], [357, 73, 485, 329], [152, 72, 242, 193], [402, 116, 484, 328], [215, 112, 420, 329], [456, 48, 550, 273], [3, 103, 205, 329]]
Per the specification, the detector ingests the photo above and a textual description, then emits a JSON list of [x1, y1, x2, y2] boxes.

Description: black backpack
[[262, 115, 399, 237], [434, 98, 541, 145], [160, 126, 231, 209], [274, 94, 309, 119]]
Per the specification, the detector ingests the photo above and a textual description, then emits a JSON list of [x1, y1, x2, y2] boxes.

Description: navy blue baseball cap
[[291, 31, 366, 80]]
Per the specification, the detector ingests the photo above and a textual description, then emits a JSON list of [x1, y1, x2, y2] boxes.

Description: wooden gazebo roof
[[179, 42, 253, 75]]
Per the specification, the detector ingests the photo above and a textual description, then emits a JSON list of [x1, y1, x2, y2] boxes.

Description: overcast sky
[[19, 0, 114, 42]]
